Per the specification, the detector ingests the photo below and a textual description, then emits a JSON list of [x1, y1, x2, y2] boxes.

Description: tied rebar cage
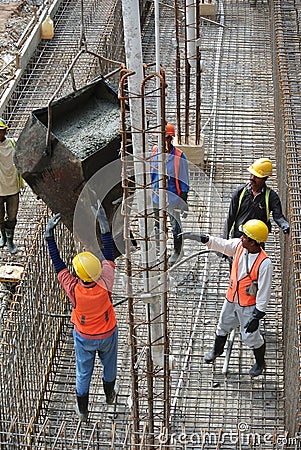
[[1, 0, 301, 446], [174, 0, 203, 147], [119, 65, 174, 447], [0, 213, 76, 447], [272, 0, 301, 434]]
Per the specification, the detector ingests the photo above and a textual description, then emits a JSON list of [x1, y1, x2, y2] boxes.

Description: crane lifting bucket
[[14, 77, 125, 256]]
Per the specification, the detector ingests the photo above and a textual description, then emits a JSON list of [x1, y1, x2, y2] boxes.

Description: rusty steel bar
[[119, 63, 173, 446], [119, 66, 141, 447], [0, 0, 295, 447], [184, 0, 191, 144], [0, 211, 74, 436], [195, 0, 201, 145], [174, 0, 182, 145], [273, 0, 301, 434]]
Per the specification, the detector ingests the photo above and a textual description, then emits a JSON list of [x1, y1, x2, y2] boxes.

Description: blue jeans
[[73, 328, 118, 396]]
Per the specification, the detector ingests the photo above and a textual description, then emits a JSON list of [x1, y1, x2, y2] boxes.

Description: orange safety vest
[[71, 281, 116, 337], [151, 145, 183, 196], [226, 242, 268, 307]]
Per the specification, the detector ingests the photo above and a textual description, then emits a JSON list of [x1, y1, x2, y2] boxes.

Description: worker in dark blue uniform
[[224, 157, 289, 240]]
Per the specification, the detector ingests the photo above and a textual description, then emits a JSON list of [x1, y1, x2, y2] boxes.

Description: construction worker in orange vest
[[45, 203, 117, 421], [150, 122, 190, 266], [182, 219, 272, 377]]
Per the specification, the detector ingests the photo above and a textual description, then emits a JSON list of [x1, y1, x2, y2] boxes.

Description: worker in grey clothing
[[182, 219, 272, 378]]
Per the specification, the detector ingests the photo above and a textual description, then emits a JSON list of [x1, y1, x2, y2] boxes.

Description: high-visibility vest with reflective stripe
[[226, 242, 268, 307], [230, 186, 270, 236], [71, 281, 116, 337], [151, 145, 183, 196]]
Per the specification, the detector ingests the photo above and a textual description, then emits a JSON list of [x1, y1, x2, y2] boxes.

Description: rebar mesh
[[272, 0, 301, 436], [0, 0, 300, 448]]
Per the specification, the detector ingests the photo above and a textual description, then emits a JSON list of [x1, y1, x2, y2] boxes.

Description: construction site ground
[[0, 0, 299, 448]]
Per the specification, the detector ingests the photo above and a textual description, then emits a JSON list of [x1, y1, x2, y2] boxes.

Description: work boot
[[249, 342, 266, 377], [168, 236, 183, 266], [204, 334, 227, 363], [75, 393, 89, 421], [5, 228, 18, 254], [103, 379, 116, 405], [0, 228, 6, 248]]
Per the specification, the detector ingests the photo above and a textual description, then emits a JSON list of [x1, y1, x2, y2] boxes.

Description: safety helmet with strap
[[0, 118, 8, 130], [240, 219, 269, 243], [72, 251, 102, 282], [247, 158, 272, 178]]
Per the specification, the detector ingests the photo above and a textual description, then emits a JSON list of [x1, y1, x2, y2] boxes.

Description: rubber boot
[[0, 228, 6, 248], [168, 235, 183, 266], [204, 334, 227, 363], [75, 393, 89, 421], [103, 379, 116, 405], [5, 228, 18, 254], [249, 342, 266, 377]]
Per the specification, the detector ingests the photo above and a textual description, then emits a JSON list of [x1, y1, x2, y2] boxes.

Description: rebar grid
[[118, 63, 173, 448], [273, 0, 301, 435], [0, 0, 130, 447], [0, 0, 299, 448], [0, 187, 45, 265], [164, 0, 287, 447], [0, 215, 76, 442], [3, 0, 124, 137], [0, 0, 58, 98]]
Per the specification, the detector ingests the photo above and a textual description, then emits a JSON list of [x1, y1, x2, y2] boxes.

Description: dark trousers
[[0, 193, 19, 229], [154, 206, 183, 251]]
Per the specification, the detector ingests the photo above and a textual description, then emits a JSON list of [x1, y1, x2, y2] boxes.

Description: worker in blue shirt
[[151, 122, 190, 266]]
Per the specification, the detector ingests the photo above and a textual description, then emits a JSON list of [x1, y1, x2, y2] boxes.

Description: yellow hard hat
[[0, 118, 8, 130], [247, 158, 272, 178], [241, 219, 269, 243], [72, 251, 102, 282]]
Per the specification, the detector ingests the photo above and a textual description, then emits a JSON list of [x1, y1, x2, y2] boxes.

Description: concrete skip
[[14, 77, 126, 258]]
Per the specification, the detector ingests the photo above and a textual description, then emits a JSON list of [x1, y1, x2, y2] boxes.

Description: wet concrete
[[52, 97, 121, 160]]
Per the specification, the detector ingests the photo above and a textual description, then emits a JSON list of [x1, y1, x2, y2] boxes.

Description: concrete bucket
[[14, 78, 125, 258]]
